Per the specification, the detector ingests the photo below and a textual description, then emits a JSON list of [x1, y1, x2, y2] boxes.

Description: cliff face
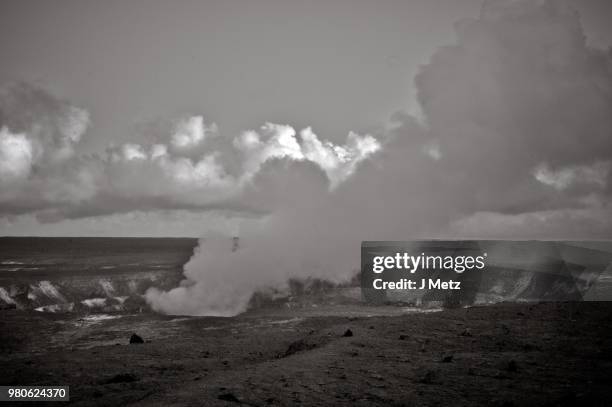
[[0, 237, 196, 313], [474, 241, 612, 303]]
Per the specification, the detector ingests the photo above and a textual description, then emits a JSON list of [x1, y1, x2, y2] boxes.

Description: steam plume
[[147, 0, 612, 315]]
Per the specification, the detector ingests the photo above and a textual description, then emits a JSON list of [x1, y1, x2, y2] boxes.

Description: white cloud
[[235, 123, 304, 176], [0, 126, 33, 181], [533, 161, 610, 190], [301, 128, 381, 187], [120, 143, 147, 160], [234, 123, 380, 187], [422, 141, 441, 161], [170, 115, 217, 149], [0, 82, 379, 220]]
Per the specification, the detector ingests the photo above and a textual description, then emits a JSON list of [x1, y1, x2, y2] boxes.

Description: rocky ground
[[2, 302, 612, 406]]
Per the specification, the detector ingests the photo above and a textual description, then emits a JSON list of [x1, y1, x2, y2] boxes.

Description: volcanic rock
[[129, 333, 144, 344]]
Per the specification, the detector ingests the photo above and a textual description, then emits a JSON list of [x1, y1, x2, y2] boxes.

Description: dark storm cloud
[[322, 0, 612, 236], [415, 0, 612, 212]]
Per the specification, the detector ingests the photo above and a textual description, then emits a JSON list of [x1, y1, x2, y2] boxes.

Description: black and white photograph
[[1, 0, 612, 405]]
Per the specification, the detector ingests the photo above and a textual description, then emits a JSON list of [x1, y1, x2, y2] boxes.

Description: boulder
[[129, 333, 144, 344]]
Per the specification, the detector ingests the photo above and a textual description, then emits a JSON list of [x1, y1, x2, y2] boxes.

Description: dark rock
[[441, 354, 453, 363], [218, 392, 240, 402], [399, 334, 408, 340], [105, 373, 138, 384], [342, 329, 353, 337], [129, 333, 144, 344], [460, 328, 472, 337]]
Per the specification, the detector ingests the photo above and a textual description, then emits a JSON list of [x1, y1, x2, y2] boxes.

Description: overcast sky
[[0, 0, 485, 147], [1, 0, 612, 236]]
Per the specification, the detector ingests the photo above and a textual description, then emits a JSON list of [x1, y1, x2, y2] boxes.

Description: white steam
[[146, 0, 612, 315]]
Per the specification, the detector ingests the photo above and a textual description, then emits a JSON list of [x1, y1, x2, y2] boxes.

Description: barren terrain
[[2, 302, 612, 406]]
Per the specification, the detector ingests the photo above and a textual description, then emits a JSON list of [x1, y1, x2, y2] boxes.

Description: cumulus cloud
[[234, 123, 380, 188], [0, 83, 93, 214], [170, 116, 217, 149], [0, 82, 90, 165], [0, 127, 33, 181], [411, 0, 612, 216], [533, 161, 610, 190], [0, 83, 379, 220], [147, 0, 612, 316]]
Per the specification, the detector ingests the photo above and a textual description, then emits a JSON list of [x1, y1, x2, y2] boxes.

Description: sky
[[1, 0, 612, 237], [0, 0, 484, 148]]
